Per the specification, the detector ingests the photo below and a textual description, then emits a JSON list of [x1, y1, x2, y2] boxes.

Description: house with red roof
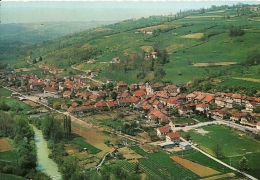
[[196, 103, 209, 112], [95, 100, 108, 110], [116, 81, 128, 91], [63, 91, 73, 98], [157, 124, 170, 139], [166, 132, 181, 144], [43, 86, 58, 95]]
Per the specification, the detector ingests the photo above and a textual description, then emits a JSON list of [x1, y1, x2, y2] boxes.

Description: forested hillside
[[1, 3, 260, 95]]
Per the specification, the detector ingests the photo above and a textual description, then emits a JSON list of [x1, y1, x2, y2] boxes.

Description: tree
[[53, 102, 60, 110], [106, 82, 114, 91], [185, 134, 191, 141], [154, 67, 166, 79], [213, 144, 224, 159], [61, 156, 78, 180], [238, 156, 249, 172], [39, 56, 43, 61], [32, 58, 37, 64], [244, 49, 260, 65], [111, 91, 117, 100]]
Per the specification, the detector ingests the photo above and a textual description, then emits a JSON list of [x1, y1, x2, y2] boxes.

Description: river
[[32, 125, 61, 180]]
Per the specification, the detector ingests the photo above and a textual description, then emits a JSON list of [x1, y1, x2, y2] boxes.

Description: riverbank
[[32, 125, 61, 180]]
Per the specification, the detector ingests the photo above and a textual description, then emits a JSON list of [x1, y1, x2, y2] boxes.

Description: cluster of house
[[1, 70, 260, 130]]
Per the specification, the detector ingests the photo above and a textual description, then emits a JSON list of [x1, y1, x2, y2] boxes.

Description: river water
[[32, 125, 61, 180]]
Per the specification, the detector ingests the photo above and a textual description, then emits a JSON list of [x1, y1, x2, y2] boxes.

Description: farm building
[[158, 141, 175, 149], [179, 142, 192, 150]]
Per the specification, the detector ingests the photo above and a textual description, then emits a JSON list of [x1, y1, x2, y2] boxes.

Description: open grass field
[[0, 150, 18, 162], [180, 125, 260, 179], [171, 156, 220, 177], [0, 88, 11, 97], [181, 125, 260, 157], [0, 138, 12, 152], [5, 98, 31, 112]]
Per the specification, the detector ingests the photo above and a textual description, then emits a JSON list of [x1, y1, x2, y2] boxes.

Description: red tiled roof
[[203, 94, 214, 103], [167, 132, 180, 139], [130, 96, 140, 103], [117, 81, 128, 87], [196, 103, 209, 108], [44, 86, 57, 92], [133, 90, 146, 97], [63, 91, 72, 96], [158, 125, 170, 133]]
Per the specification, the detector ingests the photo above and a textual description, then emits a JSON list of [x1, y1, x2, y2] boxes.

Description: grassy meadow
[[180, 125, 260, 179]]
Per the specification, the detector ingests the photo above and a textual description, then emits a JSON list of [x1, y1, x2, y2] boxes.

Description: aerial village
[[1, 65, 260, 150]]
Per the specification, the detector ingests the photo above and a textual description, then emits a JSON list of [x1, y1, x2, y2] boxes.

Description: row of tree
[[0, 111, 50, 179]]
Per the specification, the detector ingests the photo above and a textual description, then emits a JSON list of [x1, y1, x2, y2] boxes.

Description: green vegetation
[[0, 173, 24, 180], [1, 3, 259, 94], [180, 125, 260, 179], [70, 137, 101, 154], [175, 150, 231, 173], [130, 146, 147, 156], [138, 151, 199, 180]]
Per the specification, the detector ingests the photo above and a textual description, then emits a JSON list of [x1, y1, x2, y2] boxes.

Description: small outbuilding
[[158, 141, 175, 149], [180, 142, 192, 150]]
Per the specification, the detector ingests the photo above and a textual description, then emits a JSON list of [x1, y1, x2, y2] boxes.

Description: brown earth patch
[[0, 138, 13, 152], [72, 126, 111, 157], [23, 100, 39, 107], [185, 15, 222, 19], [166, 44, 184, 52], [193, 62, 237, 67], [118, 147, 142, 160], [140, 46, 154, 52], [181, 33, 204, 39], [233, 77, 260, 83], [171, 156, 220, 177], [14, 68, 30, 72], [75, 63, 85, 70]]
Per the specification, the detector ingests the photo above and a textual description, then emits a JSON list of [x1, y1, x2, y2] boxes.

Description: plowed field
[[171, 156, 220, 177], [0, 138, 12, 152]]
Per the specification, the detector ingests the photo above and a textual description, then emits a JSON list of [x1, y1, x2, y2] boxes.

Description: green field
[[4, 98, 31, 112], [0, 173, 24, 180], [70, 137, 101, 154], [138, 151, 199, 180], [0, 150, 18, 162], [0, 88, 11, 97], [180, 125, 260, 179]]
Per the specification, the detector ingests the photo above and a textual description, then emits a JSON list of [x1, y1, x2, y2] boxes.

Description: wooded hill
[[1, 3, 260, 95]]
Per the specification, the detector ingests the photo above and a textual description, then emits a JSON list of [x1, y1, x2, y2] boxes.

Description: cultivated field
[[137, 24, 171, 32], [185, 15, 223, 18], [200, 173, 235, 180], [193, 62, 237, 67], [181, 33, 204, 39], [0, 138, 13, 152], [140, 46, 153, 52], [72, 126, 112, 157], [118, 147, 142, 161], [14, 68, 30, 72], [171, 156, 220, 177], [23, 100, 39, 107]]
